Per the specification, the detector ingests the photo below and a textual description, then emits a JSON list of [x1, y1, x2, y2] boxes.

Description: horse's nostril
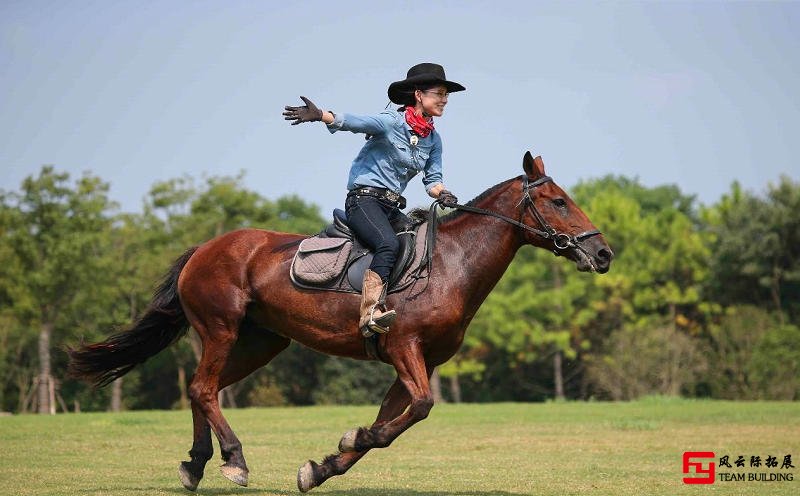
[[598, 248, 613, 262]]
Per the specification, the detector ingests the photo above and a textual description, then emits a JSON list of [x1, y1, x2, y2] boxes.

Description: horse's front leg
[[297, 371, 420, 492], [340, 345, 433, 452]]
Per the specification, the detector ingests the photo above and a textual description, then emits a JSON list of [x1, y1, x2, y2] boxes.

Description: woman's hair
[[398, 82, 441, 107]]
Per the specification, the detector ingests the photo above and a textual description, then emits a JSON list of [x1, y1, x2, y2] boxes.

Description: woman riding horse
[[283, 63, 464, 336], [67, 152, 613, 492], [68, 63, 613, 493]]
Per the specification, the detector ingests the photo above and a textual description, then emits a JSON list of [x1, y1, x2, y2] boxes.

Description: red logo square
[[683, 451, 716, 484]]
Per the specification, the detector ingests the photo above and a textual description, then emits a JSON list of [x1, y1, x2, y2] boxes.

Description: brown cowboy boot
[[359, 269, 396, 336]]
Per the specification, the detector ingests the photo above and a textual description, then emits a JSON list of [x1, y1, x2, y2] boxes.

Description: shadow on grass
[[288, 491, 528, 496], [140, 487, 528, 496], [123, 488, 262, 495]]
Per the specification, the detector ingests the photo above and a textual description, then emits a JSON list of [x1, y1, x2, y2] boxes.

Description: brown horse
[[68, 152, 612, 493]]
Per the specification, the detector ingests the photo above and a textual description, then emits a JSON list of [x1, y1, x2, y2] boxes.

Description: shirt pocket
[[411, 146, 430, 171], [391, 141, 413, 167]]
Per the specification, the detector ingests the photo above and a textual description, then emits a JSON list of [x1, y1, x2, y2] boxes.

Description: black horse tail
[[67, 247, 198, 388]]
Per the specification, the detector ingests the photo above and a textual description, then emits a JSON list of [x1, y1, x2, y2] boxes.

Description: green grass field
[[0, 398, 797, 495]]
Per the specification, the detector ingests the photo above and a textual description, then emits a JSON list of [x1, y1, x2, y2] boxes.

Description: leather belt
[[348, 186, 407, 209]]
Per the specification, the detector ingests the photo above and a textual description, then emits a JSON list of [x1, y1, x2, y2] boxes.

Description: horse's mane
[[407, 176, 519, 225]]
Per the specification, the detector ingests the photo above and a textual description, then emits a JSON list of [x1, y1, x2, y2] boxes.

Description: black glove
[[283, 96, 324, 125], [438, 190, 459, 207]]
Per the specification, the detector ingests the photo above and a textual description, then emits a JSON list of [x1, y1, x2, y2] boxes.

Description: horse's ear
[[523, 151, 546, 178]]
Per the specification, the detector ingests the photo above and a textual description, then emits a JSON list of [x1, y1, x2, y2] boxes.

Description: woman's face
[[415, 84, 449, 117]]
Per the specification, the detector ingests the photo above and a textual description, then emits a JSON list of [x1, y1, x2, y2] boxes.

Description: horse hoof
[[338, 428, 359, 452], [178, 462, 201, 491], [220, 463, 248, 487], [297, 460, 317, 493]]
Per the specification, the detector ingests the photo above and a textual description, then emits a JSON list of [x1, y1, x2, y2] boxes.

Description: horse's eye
[[552, 198, 567, 208]]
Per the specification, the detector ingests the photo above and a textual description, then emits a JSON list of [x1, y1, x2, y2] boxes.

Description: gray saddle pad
[[290, 222, 429, 295], [291, 237, 351, 285]]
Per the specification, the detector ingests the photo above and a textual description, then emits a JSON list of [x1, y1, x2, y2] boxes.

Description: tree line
[[0, 166, 798, 413]]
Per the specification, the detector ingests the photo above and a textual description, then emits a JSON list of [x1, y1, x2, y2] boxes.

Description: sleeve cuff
[[425, 182, 444, 194], [326, 111, 344, 133]]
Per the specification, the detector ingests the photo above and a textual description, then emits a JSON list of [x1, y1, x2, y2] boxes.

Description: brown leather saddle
[[290, 209, 428, 294]]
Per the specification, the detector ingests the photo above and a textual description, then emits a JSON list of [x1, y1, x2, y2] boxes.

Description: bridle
[[444, 175, 602, 257], [409, 175, 603, 291]]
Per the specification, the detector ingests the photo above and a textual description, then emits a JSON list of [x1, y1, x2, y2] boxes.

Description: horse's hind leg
[[179, 397, 213, 491], [179, 320, 290, 491], [179, 322, 289, 490]]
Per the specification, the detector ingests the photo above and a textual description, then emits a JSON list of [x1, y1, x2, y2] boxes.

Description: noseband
[[445, 175, 602, 256], [519, 174, 602, 253]]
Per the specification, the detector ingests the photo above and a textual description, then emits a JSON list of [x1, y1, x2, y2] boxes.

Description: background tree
[[2, 167, 799, 411], [706, 177, 800, 322], [1, 167, 116, 413]]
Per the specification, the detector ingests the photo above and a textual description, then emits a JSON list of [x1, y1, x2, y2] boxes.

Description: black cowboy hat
[[387, 63, 466, 105]]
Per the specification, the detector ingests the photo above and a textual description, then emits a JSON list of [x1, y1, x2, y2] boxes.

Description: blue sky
[[2, 1, 798, 218]]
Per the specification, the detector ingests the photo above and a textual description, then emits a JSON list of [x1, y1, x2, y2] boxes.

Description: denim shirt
[[326, 109, 443, 195]]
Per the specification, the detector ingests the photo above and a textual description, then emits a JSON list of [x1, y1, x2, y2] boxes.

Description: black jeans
[[344, 194, 404, 282]]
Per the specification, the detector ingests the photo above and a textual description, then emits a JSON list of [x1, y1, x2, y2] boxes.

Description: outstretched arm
[[283, 96, 392, 135]]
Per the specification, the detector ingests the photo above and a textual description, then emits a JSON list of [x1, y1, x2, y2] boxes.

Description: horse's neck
[[435, 189, 522, 315]]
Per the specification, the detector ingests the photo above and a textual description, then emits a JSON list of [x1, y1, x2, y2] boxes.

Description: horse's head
[[518, 152, 613, 273]]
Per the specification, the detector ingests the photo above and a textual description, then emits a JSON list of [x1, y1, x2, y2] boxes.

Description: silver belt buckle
[[386, 190, 399, 202]]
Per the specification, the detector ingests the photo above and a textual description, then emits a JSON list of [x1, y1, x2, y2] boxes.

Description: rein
[[405, 175, 602, 295], [447, 175, 601, 255]]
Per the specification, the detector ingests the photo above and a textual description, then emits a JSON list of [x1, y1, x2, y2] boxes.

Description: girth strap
[[364, 332, 386, 361]]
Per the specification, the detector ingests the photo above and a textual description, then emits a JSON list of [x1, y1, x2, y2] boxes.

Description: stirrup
[[361, 321, 388, 338], [364, 308, 395, 336]]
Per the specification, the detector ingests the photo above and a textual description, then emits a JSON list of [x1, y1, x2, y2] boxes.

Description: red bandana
[[404, 106, 434, 138]]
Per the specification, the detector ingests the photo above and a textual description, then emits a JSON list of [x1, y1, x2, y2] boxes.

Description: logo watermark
[[683, 451, 795, 484]]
